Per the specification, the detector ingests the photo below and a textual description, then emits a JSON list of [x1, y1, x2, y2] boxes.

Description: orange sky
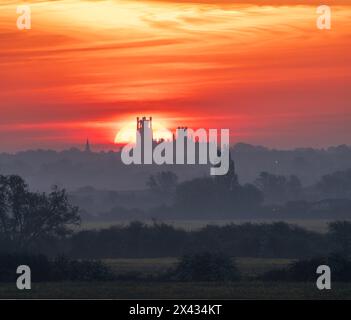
[[0, 0, 350, 151]]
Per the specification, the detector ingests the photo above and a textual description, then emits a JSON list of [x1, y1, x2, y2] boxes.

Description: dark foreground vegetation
[[261, 254, 351, 282], [2, 173, 351, 298], [0, 254, 114, 282], [66, 220, 350, 259], [2, 219, 350, 260], [2, 281, 350, 299], [2, 251, 351, 284], [1, 173, 351, 259]]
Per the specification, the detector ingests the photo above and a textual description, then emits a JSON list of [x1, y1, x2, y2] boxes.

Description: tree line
[[142, 165, 351, 219], [1, 173, 351, 259]]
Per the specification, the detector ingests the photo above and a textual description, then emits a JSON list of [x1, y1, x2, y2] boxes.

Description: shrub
[[51, 255, 115, 281], [0, 253, 115, 282], [170, 252, 240, 282], [0, 253, 51, 282], [260, 254, 351, 282]]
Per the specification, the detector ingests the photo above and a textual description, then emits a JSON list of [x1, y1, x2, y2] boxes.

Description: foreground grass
[[0, 257, 345, 299], [0, 281, 350, 299]]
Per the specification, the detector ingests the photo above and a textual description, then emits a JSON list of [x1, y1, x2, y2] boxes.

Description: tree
[[328, 221, 351, 258], [254, 172, 302, 203], [175, 177, 217, 215], [146, 171, 178, 194], [236, 183, 264, 210], [172, 252, 240, 281], [214, 153, 238, 191], [0, 175, 80, 251], [316, 169, 351, 199], [174, 154, 263, 216], [286, 175, 302, 200], [255, 172, 286, 203]]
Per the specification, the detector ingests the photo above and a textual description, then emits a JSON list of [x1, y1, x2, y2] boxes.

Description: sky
[[0, 0, 350, 151]]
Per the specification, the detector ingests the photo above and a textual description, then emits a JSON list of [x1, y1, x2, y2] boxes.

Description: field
[[1, 257, 350, 299], [81, 219, 341, 233], [104, 257, 294, 278]]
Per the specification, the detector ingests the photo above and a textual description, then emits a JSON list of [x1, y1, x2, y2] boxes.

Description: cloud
[[145, 0, 349, 5], [1, 0, 350, 150]]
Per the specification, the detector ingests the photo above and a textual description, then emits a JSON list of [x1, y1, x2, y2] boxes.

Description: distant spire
[[85, 139, 91, 153]]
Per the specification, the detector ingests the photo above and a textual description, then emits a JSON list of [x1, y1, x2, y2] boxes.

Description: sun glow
[[114, 119, 173, 144]]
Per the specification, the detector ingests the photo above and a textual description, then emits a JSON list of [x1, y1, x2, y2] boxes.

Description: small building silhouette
[[85, 139, 91, 153]]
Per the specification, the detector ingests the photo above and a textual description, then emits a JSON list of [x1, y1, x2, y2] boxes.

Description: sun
[[114, 119, 173, 144]]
